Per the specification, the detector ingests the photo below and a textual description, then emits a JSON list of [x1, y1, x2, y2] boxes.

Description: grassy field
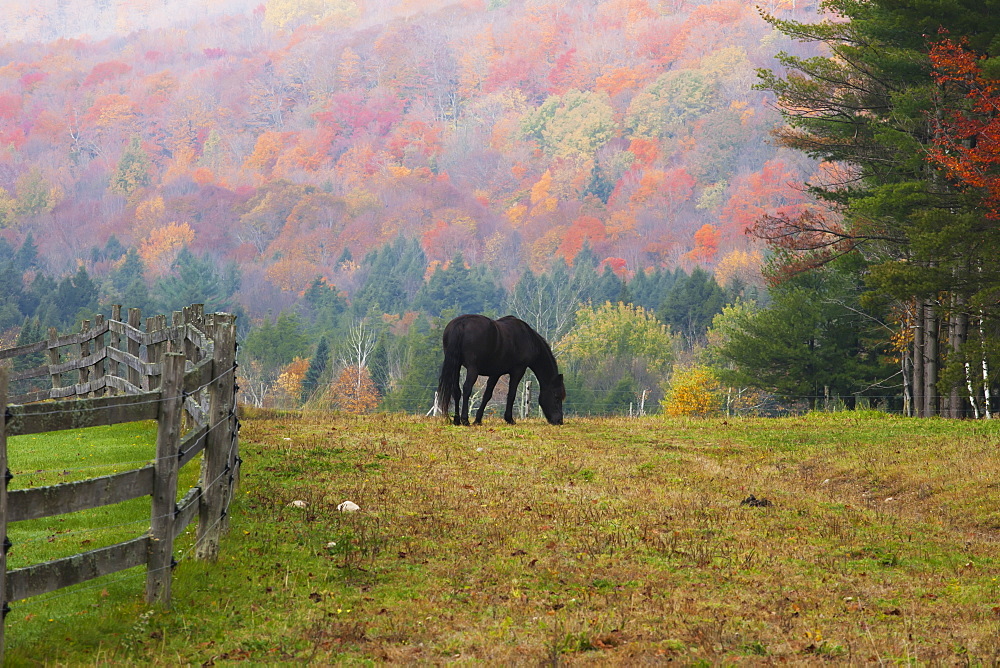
[[6, 410, 1000, 664]]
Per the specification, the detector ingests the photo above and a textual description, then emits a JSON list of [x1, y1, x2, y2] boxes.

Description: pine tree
[[301, 336, 330, 402]]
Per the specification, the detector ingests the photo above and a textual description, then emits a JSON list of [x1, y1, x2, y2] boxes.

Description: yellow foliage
[[139, 222, 195, 276], [714, 248, 764, 288], [662, 365, 722, 417], [266, 255, 321, 293], [506, 203, 528, 228], [530, 170, 554, 206], [274, 357, 310, 406]]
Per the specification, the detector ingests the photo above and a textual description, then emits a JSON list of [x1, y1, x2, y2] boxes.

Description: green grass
[[7, 410, 1000, 664]]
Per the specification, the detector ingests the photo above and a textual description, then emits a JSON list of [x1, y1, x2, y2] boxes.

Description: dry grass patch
[[7, 410, 1000, 664]]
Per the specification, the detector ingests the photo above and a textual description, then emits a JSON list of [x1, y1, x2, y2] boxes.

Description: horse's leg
[[451, 368, 463, 426], [503, 368, 527, 424], [460, 368, 478, 426], [474, 376, 500, 425]]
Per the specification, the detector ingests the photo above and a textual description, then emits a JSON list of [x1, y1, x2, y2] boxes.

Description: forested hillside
[[0, 0, 815, 316]]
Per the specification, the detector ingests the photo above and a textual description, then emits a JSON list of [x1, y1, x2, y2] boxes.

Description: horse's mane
[[517, 318, 559, 381]]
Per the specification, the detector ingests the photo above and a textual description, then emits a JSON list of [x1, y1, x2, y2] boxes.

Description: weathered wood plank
[[184, 396, 206, 428], [0, 367, 10, 658], [9, 389, 52, 405], [48, 347, 108, 376], [183, 357, 214, 395], [179, 425, 209, 468], [8, 466, 154, 523], [185, 324, 213, 358], [0, 339, 46, 361], [6, 393, 160, 436], [173, 487, 201, 540], [147, 352, 183, 605], [106, 345, 159, 378], [46, 320, 111, 349], [48, 375, 108, 399], [198, 313, 237, 560], [5, 536, 149, 603], [10, 363, 52, 382], [104, 375, 143, 396]]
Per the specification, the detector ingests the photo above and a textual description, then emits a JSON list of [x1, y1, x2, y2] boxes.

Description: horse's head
[[539, 373, 566, 425]]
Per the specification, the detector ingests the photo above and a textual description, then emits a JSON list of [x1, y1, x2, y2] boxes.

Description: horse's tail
[[436, 328, 462, 415]]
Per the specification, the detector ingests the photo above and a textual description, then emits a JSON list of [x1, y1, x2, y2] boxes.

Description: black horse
[[436, 314, 565, 426]]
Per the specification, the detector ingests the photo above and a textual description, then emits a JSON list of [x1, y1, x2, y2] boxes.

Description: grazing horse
[[437, 314, 565, 426]]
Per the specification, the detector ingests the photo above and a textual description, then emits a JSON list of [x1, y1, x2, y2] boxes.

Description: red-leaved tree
[[928, 36, 1000, 219]]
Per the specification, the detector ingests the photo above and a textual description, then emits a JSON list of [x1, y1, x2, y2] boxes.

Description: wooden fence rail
[[0, 305, 239, 660]]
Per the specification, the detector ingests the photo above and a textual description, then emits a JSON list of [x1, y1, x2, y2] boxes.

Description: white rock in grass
[[288, 500, 308, 508], [325, 541, 337, 548], [338, 500, 360, 513]]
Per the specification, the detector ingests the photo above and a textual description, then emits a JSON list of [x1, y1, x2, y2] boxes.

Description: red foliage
[[83, 61, 132, 87], [721, 159, 805, 236], [628, 137, 659, 165], [686, 223, 721, 263], [559, 215, 607, 261], [0, 94, 21, 120], [18, 71, 47, 89], [928, 36, 1000, 219], [600, 256, 628, 276]]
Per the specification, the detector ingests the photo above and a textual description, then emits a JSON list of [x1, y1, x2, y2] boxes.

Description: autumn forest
[[1, 0, 998, 418]]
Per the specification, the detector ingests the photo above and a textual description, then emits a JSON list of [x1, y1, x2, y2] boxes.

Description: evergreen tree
[[756, 0, 1000, 415], [37, 266, 99, 328], [0, 262, 24, 329], [352, 237, 426, 316], [13, 232, 38, 272], [658, 267, 727, 344], [242, 312, 311, 377], [12, 317, 44, 372], [152, 248, 240, 314], [414, 253, 505, 317], [591, 265, 628, 305], [710, 261, 895, 410], [301, 336, 330, 402], [380, 318, 443, 413]]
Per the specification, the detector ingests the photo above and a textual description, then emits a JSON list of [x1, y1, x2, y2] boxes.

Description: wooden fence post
[[47, 327, 61, 393], [127, 308, 141, 391], [146, 352, 184, 606], [79, 320, 90, 392], [0, 367, 9, 661], [93, 314, 106, 397], [108, 304, 124, 394], [197, 314, 237, 560]]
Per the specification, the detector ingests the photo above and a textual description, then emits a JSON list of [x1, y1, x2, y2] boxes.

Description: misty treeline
[[238, 236, 754, 416]]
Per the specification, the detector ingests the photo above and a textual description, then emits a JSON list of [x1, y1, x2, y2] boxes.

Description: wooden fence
[[0, 304, 238, 659]]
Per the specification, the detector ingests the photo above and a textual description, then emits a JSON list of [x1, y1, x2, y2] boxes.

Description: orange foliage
[[628, 137, 659, 165], [558, 215, 606, 261], [684, 223, 721, 264], [192, 167, 215, 186], [328, 365, 380, 414]]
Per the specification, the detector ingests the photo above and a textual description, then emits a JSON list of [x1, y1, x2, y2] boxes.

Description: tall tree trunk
[[950, 297, 968, 418], [924, 298, 939, 417], [913, 299, 925, 417]]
